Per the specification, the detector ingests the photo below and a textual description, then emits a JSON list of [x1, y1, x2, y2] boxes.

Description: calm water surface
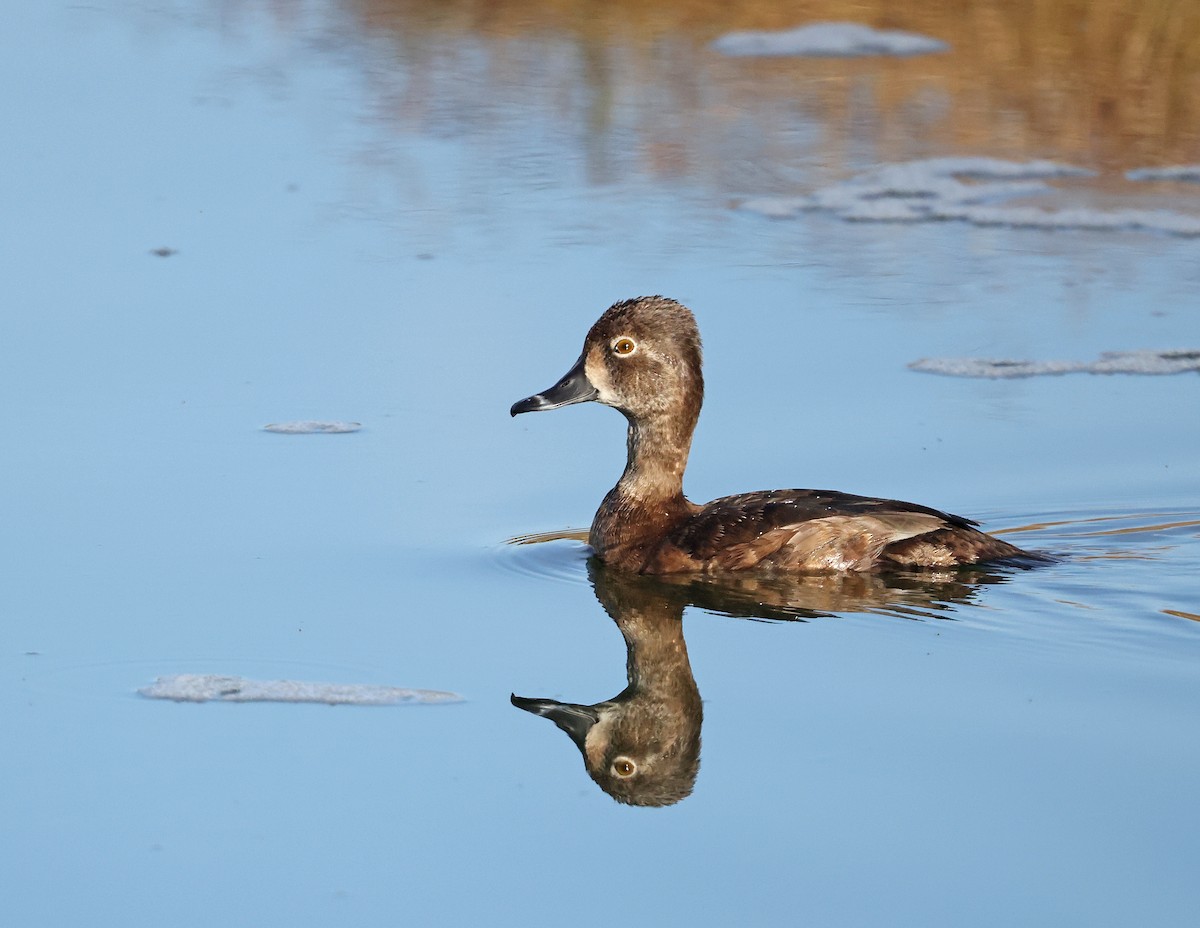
[[3, 2, 1199, 926]]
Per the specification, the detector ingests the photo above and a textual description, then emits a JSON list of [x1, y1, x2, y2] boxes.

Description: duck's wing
[[665, 489, 984, 572]]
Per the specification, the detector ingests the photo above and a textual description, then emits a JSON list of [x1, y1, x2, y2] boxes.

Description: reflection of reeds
[[344, 0, 1200, 175]]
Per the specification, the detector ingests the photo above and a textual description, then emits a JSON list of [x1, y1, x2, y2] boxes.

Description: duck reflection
[[513, 555, 1020, 806], [644, 562, 1017, 623], [513, 562, 702, 807]]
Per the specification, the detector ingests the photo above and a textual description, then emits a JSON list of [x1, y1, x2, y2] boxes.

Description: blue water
[[3, 4, 1199, 926]]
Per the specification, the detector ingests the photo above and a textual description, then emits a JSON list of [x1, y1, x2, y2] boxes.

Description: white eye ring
[[612, 757, 637, 777], [611, 337, 637, 356]]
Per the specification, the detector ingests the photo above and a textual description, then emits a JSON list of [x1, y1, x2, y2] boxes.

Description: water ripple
[[494, 528, 592, 585], [994, 508, 1200, 559]]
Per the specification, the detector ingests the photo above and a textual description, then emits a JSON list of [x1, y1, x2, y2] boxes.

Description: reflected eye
[[612, 758, 637, 778], [611, 337, 637, 356]]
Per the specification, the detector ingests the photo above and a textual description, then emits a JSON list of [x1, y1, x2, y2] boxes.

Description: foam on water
[[712, 22, 948, 58], [138, 673, 463, 705], [262, 420, 362, 434], [1126, 165, 1200, 183], [910, 349, 1200, 379], [740, 157, 1200, 237]]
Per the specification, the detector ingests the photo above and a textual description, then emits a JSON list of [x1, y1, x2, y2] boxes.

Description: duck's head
[[510, 296, 703, 423]]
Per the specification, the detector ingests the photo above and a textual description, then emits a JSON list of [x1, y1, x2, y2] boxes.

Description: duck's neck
[[618, 413, 695, 502], [590, 413, 696, 560], [628, 410, 696, 489]]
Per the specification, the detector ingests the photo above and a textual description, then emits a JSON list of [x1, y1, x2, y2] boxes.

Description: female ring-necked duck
[[511, 296, 1040, 573]]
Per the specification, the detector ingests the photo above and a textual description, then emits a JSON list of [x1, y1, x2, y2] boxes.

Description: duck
[[511, 296, 1042, 574]]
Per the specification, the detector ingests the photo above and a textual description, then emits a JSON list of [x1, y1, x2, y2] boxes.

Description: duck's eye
[[611, 337, 637, 356], [612, 757, 637, 778]]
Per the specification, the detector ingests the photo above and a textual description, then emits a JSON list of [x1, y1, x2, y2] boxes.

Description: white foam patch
[[739, 157, 1200, 238], [909, 350, 1200, 379], [1127, 165, 1200, 183], [712, 22, 948, 58], [263, 421, 362, 434], [139, 674, 463, 706]]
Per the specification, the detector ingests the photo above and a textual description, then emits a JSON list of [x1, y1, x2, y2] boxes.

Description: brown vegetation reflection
[[511, 557, 1015, 806], [342, 0, 1200, 178]]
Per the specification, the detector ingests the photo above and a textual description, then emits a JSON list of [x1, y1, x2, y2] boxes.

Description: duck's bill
[[511, 694, 599, 750], [510, 354, 598, 416]]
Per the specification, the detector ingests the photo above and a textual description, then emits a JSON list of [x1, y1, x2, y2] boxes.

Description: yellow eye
[[612, 337, 636, 356], [613, 758, 636, 777]]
